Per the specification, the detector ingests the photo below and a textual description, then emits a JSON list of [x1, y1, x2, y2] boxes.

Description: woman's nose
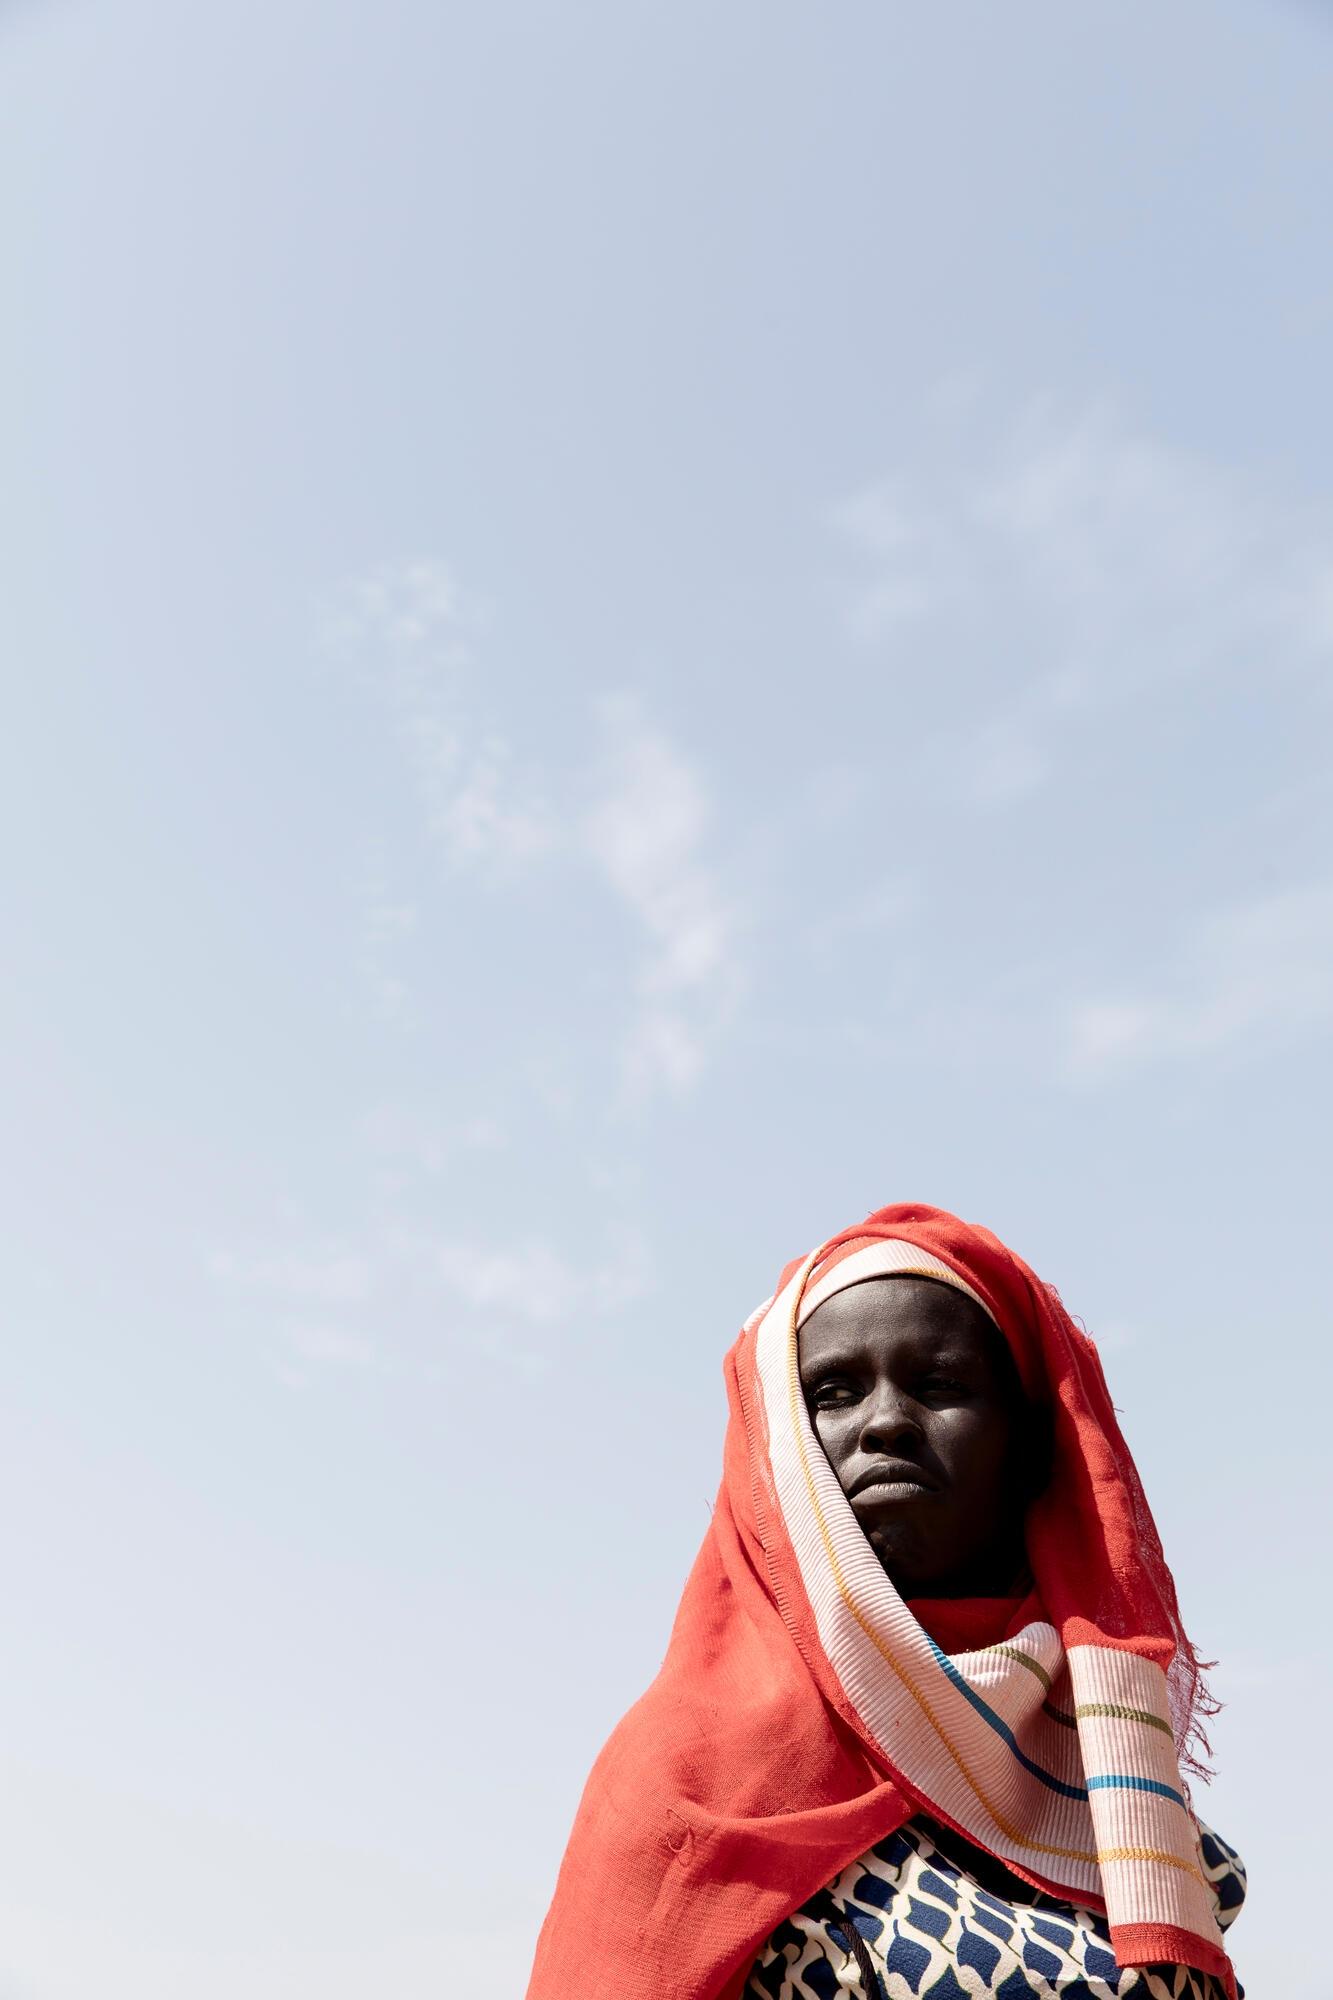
[[858, 1381, 921, 1451]]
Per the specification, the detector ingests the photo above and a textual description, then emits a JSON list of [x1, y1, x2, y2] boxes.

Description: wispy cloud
[[418, 1227, 651, 1329], [209, 1245, 374, 1307], [362, 1103, 507, 1176], [433, 737, 550, 867], [1067, 883, 1333, 1076], [327, 566, 745, 1098], [325, 558, 463, 651], [830, 480, 939, 640], [803, 880, 920, 952], [283, 1323, 378, 1368], [208, 1218, 652, 1380], [325, 559, 552, 873], [209, 1244, 381, 1381], [584, 696, 741, 1096], [832, 402, 1333, 806], [351, 848, 420, 1029], [976, 408, 1333, 697]]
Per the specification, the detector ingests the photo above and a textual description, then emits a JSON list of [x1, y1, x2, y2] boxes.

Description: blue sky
[[3, 2, 1331, 1992]]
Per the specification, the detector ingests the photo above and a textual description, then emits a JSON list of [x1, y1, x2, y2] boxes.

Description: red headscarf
[[526, 1203, 1230, 2000]]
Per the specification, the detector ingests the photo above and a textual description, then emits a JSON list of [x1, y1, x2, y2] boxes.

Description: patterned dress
[[746, 1814, 1245, 2000]]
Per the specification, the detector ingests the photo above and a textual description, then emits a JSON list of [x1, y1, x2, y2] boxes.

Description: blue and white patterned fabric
[[746, 1814, 1245, 1999]]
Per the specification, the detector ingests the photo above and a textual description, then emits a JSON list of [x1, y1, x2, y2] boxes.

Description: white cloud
[[430, 736, 550, 867], [354, 862, 420, 1029], [329, 567, 744, 1095], [210, 1217, 652, 1382], [409, 1226, 651, 1330], [363, 1103, 507, 1174], [584, 697, 741, 1096], [431, 1238, 583, 1327], [326, 560, 552, 874], [209, 1241, 381, 1377], [955, 719, 1047, 805], [974, 407, 1333, 693], [829, 480, 938, 638], [803, 880, 921, 952], [324, 557, 461, 651], [1067, 884, 1333, 1076], [832, 403, 1333, 803], [364, 901, 418, 940], [284, 1324, 378, 1367], [209, 1246, 374, 1307]]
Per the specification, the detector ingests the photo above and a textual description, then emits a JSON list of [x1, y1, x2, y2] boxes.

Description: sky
[[2, 1, 1332, 1992]]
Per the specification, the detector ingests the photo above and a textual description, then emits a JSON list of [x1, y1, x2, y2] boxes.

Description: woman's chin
[[867, 1530, 936, 1591]]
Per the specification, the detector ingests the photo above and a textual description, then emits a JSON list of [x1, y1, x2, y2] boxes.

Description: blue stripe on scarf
[[922, 1638, 1088, 1802]]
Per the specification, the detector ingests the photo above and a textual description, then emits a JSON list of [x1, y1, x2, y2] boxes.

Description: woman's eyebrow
[[798, 1344, 863, 1375]]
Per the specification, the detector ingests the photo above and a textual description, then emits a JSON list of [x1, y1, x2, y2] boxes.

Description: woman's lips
[[848, 1461, 940, 1503], [851, 1479, 935, 1505]]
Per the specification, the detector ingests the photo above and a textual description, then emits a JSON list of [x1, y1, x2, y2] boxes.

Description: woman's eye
[[921, 1376, 968, 1397], [810, 1378, 858, 1408]]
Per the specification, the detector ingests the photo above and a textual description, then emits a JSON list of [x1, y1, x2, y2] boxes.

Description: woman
[[527, 1204, 1245, 1999]]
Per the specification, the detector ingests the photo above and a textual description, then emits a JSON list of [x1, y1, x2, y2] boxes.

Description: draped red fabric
[[525, 1203, 1224, 2000]]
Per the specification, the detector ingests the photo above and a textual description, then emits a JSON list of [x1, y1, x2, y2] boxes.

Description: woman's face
[[797, 1275, 1032, 1598]]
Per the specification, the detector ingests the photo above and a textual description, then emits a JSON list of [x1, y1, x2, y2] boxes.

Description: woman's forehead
[[798, 1274, 994, 1352]]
